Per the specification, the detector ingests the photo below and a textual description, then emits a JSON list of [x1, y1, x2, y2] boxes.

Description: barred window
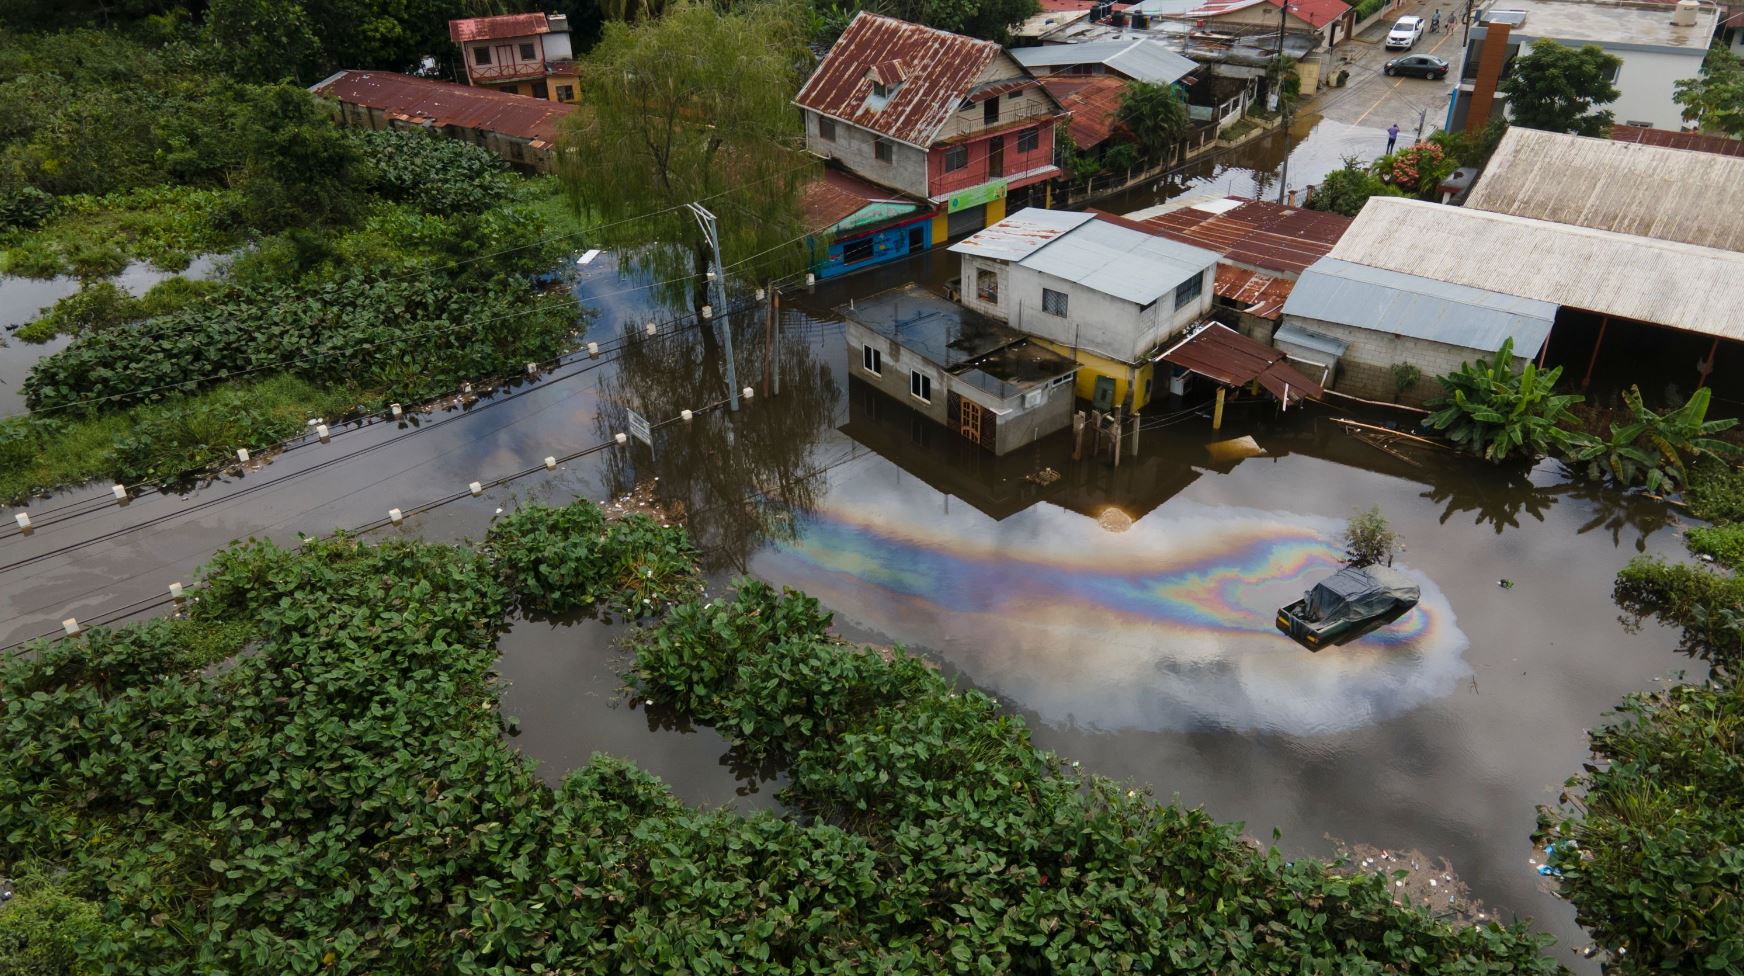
[[1042, 288, 1068, 317]]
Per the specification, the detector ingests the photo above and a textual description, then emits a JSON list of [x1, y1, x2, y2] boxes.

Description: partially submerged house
[[951, 208, 1219, 413], [309, 70, 574, 172], [794, 13, 1066, 246], [801, 167, 934, 279], [448, 13, 578, 102], [841, 285, 1080, 454]]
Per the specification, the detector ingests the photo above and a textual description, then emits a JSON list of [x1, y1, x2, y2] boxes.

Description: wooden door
[[494, 44, 514, 70], [987, 136, 1005, 178], [959, 397, 984, 443]]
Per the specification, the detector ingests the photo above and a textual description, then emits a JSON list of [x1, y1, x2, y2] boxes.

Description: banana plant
[[1422, 338, 1585, 462], [1563, 385, 1740, 492]]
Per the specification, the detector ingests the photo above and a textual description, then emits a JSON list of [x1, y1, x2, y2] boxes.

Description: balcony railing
[[469, 61, 547, 82]]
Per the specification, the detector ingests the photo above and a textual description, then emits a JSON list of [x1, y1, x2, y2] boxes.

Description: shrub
[[1306, 155, 1401, 217], [1390, 362, 1422, 400], [0, 184, 55, 229], [1344, 504, 1401, 567], [486, 502, 698, 615], [1536, 679, 1744, 973], [1562, 386, 1739, 493], [0, 875, 112, 976], [1422, 337, 1583, 462]]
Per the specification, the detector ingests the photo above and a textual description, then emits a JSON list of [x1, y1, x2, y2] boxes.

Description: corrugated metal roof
[[1467, 127, 1744, 253], [1157, 323, 1322, 401], [1215, 263, 1292, 319], [1012, 38, 1197, 84], [1140, 196, 1351, 276], [1181, 0, 1350, 29], [801, 167, 923, 231], [449, 13, 549, 42], [310, 70, 575, 142], [1018, 215, 1221, 305], [1039, 75, 1127, 147], [793, 12, 1001, 148], [1284, 257, 1556, 353], [1273, 322, 1347, 358], [950, 208, 1096, 261], [1330, 197, 1744, 342], [1612, 124, 1744, 157]]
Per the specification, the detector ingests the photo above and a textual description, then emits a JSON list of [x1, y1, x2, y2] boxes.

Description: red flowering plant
[[1375, 141, 1454, 198]]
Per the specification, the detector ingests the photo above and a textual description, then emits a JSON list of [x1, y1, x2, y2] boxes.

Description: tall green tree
[[809, 0, 1040, 43], [558, 0, 813, 309], [1500, 39, 1621, 136], [1675, 44, 1744, 138], [1306, 155, 1400, 217], [1115, 80, 1189, 161]]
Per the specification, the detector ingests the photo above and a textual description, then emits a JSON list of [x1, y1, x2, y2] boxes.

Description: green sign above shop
[[946, 179, 1007, 214]]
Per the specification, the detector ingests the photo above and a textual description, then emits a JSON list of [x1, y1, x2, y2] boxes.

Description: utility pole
[[1460, 0, 1474, 48], [685, 202, 739, 412], [1415, 106, 1427, 141], [1275, 0, 1294, 204]]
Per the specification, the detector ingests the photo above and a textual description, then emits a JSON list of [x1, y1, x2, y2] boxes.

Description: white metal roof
[[1486, 0, 1715, 50], [1284, 258, 1556, 354], [1011, 38, 1197, 85], [1465, 127, 1744, 253], [1017, 217, 1221, 306], [1329, 198, 1744, 342], [950, 208, 1095, 261]]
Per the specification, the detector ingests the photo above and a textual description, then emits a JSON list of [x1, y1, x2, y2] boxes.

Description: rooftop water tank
[[1672, 0, 1700, 26]]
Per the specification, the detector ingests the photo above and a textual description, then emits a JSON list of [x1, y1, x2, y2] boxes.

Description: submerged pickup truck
[[1276, 564, 1421, 650]]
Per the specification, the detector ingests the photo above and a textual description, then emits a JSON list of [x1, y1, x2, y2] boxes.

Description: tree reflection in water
[[1417, 460, 1552, 534], [1545, 471, 1680, 554], [594, 308, 842, 574]]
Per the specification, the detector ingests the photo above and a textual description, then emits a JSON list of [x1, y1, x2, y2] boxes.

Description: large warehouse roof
[[1466, 127, 1744, 252], [1328, 198, 1744, 342], [1284, 258, 1556, 354]]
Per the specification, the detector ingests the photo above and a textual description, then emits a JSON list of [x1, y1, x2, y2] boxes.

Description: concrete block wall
[[1281, 315, 1519, 406], [991, 379, 1074, 454], [804, 110, 929, 198]]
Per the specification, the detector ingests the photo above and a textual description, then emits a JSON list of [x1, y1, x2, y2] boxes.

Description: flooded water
[[0, 233, 1696, 971], [0, 255, 225, 417]]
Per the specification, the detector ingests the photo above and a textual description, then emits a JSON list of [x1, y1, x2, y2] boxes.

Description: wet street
[[0, 131, 1690, 970]]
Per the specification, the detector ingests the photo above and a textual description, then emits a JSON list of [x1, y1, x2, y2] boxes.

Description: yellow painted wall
[[931, 211, 949, 245], [1032, 340, 1159, 412], [984, 196, 1006, 225]]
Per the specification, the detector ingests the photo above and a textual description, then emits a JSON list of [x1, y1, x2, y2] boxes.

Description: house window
[[976, 268, 998, 303], [473, 46, 492, 65], [872, 80, 896, 99], [874, 137, 893, 162], [863, 345, 882, 375], [1007, 90, 1023, 100], [519, 42, 536, 60], [818, 117, 836, 141], [1017, 128, 1039, 153], [983, 99, 999, 125], [1022, 389, 1044, 408], [910, 370, 933, 403], [1042, 287, 1069, 316], [555, 84, 575, 102], [842, 237, 874, 264], [1174, 272, 1203, 310], [945, 145, 968, 171]]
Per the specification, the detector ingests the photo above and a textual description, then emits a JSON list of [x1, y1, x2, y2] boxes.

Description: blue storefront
[[812, 213, 935, 280]]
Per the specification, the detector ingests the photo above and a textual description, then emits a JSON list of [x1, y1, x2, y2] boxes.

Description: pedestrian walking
[[1386, 123, 1400, 153]]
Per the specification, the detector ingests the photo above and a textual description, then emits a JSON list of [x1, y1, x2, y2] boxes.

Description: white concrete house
[[951, 208, 1220, 412]]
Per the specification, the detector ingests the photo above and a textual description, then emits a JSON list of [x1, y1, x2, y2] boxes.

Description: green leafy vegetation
[[0, 872, 114, 976], [1563, 386, 1740, 493], [1675, 44, 1744, 138], [485, 501, 699, 616], [1376, 141, 1456, 197], [1500, 40, 1622, 136], [1114, 80, 1190, 160], [1306, 155, 1402, 217], [1422, 338, 1583, 462], [0, 510, 1561, 972], [1535, 679, 1744, 973], [0, 374, 363, 504], [1343, 505, 1400, 567], [14, 276, 221, 344]]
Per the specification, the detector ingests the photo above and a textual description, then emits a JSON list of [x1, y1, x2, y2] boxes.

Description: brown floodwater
[[0, 208, 1695, 971]]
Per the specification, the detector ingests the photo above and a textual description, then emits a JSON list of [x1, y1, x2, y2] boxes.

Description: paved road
[[1310, 0, 1466, 140]]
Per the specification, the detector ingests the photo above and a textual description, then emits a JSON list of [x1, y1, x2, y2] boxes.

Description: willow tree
[[559, 1, 813, 312]]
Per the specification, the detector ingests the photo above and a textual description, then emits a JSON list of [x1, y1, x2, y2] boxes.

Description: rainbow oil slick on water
[[751, 483, 1470, 736]]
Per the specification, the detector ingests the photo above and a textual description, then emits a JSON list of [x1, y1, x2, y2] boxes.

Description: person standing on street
[[1386, 123, 1400, 153], [1431, 8, 1440, 32]]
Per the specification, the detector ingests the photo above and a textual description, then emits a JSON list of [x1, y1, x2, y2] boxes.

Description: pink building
[[448, 13, 578, 102]]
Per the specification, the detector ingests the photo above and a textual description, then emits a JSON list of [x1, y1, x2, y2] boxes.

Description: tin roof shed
[[449, 13, 550, 42], [310, 70, 575, 143], [950, 208, 1096, 261], [1284, 257, 1557, 354], [1466, 127, 1744, 253], [1020, 215, 1220, 305], [1012, 38, 1197, 84]]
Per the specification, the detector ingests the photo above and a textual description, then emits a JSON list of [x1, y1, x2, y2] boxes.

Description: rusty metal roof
[[801, 167, 922, 230], [449, 13, 550, 42], [793, 12, 1000, 147], [1180, 0, 1350, 28], [1040, 75, 1127, 148], [1157, 322, 1322, 403], [1215, 263, 1292, 319], [951, 208, 1095, 261], [1139, 196, 1351, 276], [310, 70, 575, 142], [1612, 124, 1744, 158]]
